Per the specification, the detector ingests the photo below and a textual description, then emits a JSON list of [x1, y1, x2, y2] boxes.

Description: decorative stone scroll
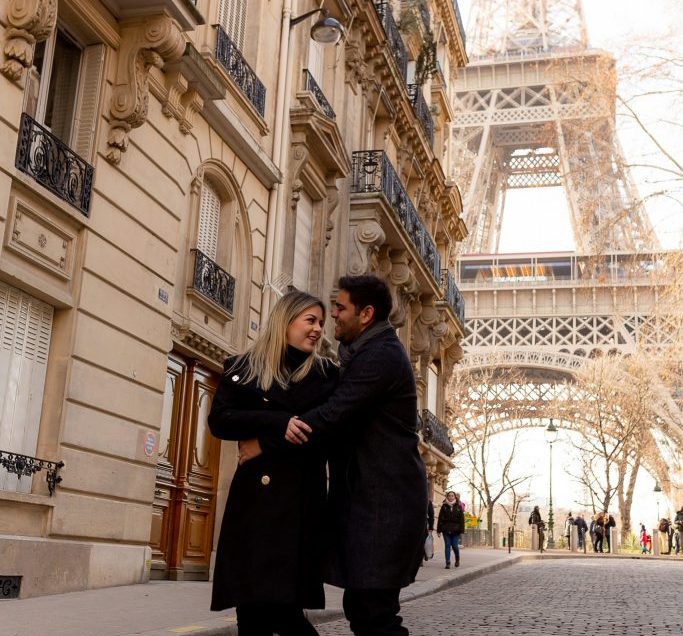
[[348, 220, 385, 276], [1, 0, 57, 82], [106, 16, 185, 164]]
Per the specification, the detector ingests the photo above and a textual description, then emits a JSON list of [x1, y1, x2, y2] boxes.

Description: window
[[308, 39, 324, 83], [24, 26, 104, 158], [427, 365, 438, 415], [198, 180, 222, 261], [218, 0, 247, 50], [0, 283, 53, 494], [292, 191, 314, 291]]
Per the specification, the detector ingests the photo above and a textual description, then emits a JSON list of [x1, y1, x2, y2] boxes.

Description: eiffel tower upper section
[[450, 0, 659, 255]]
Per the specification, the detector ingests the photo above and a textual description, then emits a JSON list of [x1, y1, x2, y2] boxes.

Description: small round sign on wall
[[143, 431, 157, 457]]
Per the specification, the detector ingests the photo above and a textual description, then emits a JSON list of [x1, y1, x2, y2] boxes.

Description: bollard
[[507, 527, 512, 554], [609, 527, 618, 554], [652, 529, 660, 555], [493, 523, 500, 549], [570, 525, 578, 552], [531, 524, 539, 551]]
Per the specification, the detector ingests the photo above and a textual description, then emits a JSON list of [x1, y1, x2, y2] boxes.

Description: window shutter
[[308, 40, 324, 83], [427, 366, 438, 414], [0, 283, 53, 494], [219, 0, 247, 50], [197, 180, 221, 261], [72, 43, 106, 160], [292, 191, 313, 291]]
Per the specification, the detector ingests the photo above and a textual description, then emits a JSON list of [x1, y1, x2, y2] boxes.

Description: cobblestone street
[[317, 558, 683, 636]]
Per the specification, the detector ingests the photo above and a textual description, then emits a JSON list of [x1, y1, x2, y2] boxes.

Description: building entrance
[[150, 352, 220, 580]]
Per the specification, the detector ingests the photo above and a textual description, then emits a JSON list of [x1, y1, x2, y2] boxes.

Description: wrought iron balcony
[[372, 1, 408, 82], [351, 150, 440, 284], [15, 113, 94, 217], [0, 449, 64, 495], [441, 269, 465, 324], [302, 69, 335, 120], [407, 84, 434, 147], [420, 409, 454, 457], [452, 0, 467, 51], [191, 249, 236, 314], [215, 25, 266, 117]]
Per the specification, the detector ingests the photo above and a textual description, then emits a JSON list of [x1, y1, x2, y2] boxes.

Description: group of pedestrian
[[563, 512, 589, 550], [208, 276, 428, 635], [589, 511, 616, 553], [656, 506, 683, 554]]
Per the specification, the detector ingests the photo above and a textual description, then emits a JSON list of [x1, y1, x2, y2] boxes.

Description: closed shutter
[[197, 180, 221, 261], [308, 39, 324, 83], [292, 191, 313, 291], [219, 0, 247, 50], [72, 43, 106, 160], [0, 283, 53, 494], [427, 365, 438, 415]]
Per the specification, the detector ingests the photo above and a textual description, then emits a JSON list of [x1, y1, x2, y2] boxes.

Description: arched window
[[197, 179, 222, 261]]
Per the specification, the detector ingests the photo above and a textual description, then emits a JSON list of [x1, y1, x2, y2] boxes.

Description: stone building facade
[[0, 0, 466, 597]]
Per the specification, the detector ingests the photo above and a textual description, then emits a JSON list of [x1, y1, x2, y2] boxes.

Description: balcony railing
[[15, 113, 94, 217], [351, 150, 440, 284], [302, 69, 335, 120], [191, 249, 236, 314], [452, 0, 467, 52], [215, 25, 266, 117], [0, 449, 64, 496], [441, 269, 465, 324], [407, 84, 434, 146], [373, 1, 408, 82], [420, 410, 454, 457]]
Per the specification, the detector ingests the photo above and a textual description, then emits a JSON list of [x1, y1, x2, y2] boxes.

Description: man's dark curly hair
[[338, 275, 392, 322]]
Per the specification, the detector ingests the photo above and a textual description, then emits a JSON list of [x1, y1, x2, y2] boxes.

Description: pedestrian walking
[[575, 514, 588, 550], [529, 506, 546, 552], [593, 512, 605, 553], [658, 518, 673, 554], [604, 512, 616, 552], [207, 291, 338, 635], [282, 275, 428, 636], [564, 511, 574, 550], [437, 491, 465, 568], [674, 506, 683, 555], [640, 524, 649, 554]]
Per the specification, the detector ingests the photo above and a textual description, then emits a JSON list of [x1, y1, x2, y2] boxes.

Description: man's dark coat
[[296, 328, 428, 590], [207, 354, 338, 611]]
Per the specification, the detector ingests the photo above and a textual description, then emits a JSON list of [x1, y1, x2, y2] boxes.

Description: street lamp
[[654, 481, 662, 521], [290, 8, 345, 44], [545, 419, 559, 549]]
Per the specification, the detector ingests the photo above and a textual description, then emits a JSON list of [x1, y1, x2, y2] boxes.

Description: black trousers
[[236, 603, 319, 636], [343, 588, 408, 636]]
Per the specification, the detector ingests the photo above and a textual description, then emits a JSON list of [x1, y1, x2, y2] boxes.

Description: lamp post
[[545, 419, 559, 549], [654, 481, 662, 521]]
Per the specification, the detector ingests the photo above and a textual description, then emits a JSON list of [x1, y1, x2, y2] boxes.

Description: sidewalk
[[1, 548, 521, 636]]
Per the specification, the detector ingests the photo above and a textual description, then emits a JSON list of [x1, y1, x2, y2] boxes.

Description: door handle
[[154, 488, 162, 497], [193, 496, 209, 506]]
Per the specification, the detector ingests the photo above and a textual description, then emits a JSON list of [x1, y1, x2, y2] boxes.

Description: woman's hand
[[285, 416, 312, 444], [238, 438, 262, 465]]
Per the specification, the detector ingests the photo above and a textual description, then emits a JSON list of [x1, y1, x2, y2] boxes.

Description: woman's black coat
[[207, 353, 338, 611], [437, 501, 465, 535]]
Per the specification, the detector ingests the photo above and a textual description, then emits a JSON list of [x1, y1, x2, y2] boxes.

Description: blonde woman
[[208, 291, 338, 635]]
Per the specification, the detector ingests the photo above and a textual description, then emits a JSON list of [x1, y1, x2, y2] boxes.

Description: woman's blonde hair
[[230, 290, 326, 390]]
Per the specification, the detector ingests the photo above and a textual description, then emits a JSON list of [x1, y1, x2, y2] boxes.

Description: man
[[604, 511, 616, 553], [528, 506, 545, 552], [564, 512, 574, 550], [286, 275, 428, 636], [574, 514, 588, 551]]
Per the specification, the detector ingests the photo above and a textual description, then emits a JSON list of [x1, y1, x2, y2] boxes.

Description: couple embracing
[[208, 275, 428, 636]]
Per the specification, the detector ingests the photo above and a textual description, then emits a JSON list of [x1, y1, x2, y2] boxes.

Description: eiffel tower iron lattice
[[448, 0, 683, 499]]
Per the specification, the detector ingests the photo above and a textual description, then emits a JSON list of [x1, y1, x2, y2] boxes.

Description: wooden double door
[[150, 352, 221, 580]]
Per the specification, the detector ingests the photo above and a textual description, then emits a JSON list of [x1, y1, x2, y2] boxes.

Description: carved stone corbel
[[325, 186, 340, 246], [162, 69, 188, 120], [380, 249, 420, 328], [1, 0, 57, 82], [106, 16, 185, 164], [348, 220, 385, 276], [180, 88, 203, 134], [411, 298, 440, 361]]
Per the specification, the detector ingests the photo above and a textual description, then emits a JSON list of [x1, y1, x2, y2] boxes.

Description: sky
[[450, 1, 683, 530], [457, 0, 683, 252]]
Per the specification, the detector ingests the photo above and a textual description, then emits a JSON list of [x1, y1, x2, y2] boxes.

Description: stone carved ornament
[[106, 16, 185, 164], [378, 248, 420, 328], [1, 0, 57, 82], [348, 220, 385, 276]]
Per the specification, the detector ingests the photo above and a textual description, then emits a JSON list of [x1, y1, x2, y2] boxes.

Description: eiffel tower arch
[[449, 0, 683, 500]]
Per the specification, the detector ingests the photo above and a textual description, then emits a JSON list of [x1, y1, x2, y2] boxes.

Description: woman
[[437, 491, 465, 568], [208, 291, 338, 635], [594, 512, 605, 553]]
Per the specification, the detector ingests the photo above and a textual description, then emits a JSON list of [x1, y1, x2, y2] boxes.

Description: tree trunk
[[486, 502, 494, 546]]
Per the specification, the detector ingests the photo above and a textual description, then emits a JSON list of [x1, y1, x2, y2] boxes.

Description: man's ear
[[359, 305, 375, 326]]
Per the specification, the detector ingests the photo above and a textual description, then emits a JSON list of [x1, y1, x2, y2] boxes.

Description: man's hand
[[285, 417, 312, 444], [238, 438, 262, 465]]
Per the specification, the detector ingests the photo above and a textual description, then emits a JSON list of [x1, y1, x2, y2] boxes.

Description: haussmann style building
[[0, 0, 467, 598]]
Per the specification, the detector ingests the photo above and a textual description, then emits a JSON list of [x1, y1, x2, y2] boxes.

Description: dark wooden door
[[150, 353, 220, 580]]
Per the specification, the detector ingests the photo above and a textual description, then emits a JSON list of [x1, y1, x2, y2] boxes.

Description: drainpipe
[[261, 0, 297, 322]]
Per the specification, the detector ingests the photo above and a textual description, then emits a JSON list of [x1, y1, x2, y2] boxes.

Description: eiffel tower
[[449, 0, 682, 500]]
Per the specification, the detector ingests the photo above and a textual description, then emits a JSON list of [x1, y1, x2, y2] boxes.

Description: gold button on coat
[[260, 475, 271, 486]]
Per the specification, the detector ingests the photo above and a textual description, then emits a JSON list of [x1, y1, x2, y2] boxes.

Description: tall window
[[0, 283, 53, 493], [308, 39, 324, 83], [427, 365, 438, 415], [218, 0, 247, 49], [292, 191, 314, 291], [197, 180, 222, 261], [25, 26, 105, 158]]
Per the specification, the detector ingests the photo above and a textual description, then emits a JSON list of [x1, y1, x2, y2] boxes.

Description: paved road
[[317, 558, 683, 635]]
